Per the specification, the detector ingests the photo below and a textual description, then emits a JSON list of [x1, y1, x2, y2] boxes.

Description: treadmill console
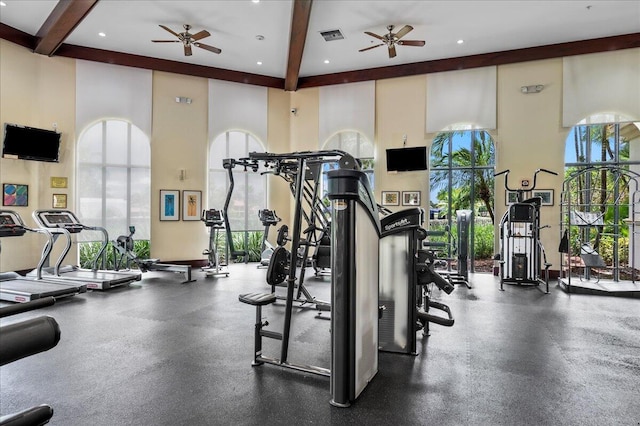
[[36, 211, 84, 233], [202, 209, 224, 227], [0, 211, 26, 237]]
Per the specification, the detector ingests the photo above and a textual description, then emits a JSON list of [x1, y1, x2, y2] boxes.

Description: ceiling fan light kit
[[359, 24, 425, 58], [152, 24, 222, 57]]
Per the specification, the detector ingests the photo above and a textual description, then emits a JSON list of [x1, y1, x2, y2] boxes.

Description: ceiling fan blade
[[184, 44, 192, 56], [364, 31, 385, 41], [359, 43, 384, 52], [195, 42, 222, 54], [388, 45, 397, 58], [395, 25, 413, 40], [159, 24, 180, 38], [398, 40, 425, 47], [190, 30, 210, 41], [152, 40, 180, 43]]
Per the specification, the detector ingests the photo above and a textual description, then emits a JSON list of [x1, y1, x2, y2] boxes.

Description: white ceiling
[[1, 0, 639, 80]]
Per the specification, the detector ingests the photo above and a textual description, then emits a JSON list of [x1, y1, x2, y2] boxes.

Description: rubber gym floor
[[1, 265, 638, 426]]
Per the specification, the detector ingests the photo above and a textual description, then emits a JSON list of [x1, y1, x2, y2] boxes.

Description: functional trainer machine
[[113, 226, 195, 283], [201, 209, 229, 277], [30, 209, 141, 290], [495, 169, 556, 293], [0, 210, 86, 303]]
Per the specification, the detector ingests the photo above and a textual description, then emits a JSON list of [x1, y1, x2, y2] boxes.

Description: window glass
[[106, 120, 128, 165], [430, 130, 495, 273], [77, 119, 151, 242]]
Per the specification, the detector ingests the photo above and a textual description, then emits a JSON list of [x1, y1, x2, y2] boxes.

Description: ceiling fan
[[359, 25, 425, 58], [152, 24, 222, 56]]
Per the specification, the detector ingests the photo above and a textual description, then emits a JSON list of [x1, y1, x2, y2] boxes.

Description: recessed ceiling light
[[252, 0, 260, 3], [257, 61, 262, 65], [324, 59, 330, 64], [0, 2, 7, 6], [255, 35, 264, 41], [457, 39, 464, 44], [98, 32, 106, 37]]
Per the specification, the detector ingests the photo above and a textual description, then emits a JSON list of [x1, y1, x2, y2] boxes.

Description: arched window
[[429, 130, 495, 273], [208, 131, 267, 259], [562, 115, 640, 282], [76, 120, 151, 243], [321, 130, 375, 197]]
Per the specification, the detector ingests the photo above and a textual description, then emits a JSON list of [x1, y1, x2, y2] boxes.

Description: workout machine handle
[[0, 297, 55, 319], [0, 316, 61, 367]]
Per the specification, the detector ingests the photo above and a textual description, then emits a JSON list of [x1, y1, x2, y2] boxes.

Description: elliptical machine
[[495, 168, 556, 293], [201, 209, 229, 277]]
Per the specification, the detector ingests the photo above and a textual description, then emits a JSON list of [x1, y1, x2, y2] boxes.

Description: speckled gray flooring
[[1, 265, 639, 425]]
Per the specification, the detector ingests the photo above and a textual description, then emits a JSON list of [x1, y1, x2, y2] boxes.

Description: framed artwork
[[3, 183, 28, 206], [381, 191, 400, 206], [402, 191, 421, 206], [505, 190, 519, 205], [50, 177, 68, 188], [52, 194, 67, 209], [533, 189, 554, 206], [182, 190, 202, 221], [160, 190, 180, 221]]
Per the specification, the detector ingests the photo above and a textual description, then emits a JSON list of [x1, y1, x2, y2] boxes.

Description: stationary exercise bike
[[201, 209, 229, 277], [258, 209, 281, 268]]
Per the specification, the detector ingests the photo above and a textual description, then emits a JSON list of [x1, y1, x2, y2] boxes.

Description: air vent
[[320, 29, 344, 41]]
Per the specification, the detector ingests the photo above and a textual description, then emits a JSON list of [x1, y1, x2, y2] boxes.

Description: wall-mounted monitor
[[2, 123, 61, 163], [386, 146, 428, 172]]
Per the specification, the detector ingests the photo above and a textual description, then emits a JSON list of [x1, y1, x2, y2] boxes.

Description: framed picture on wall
[[52, 194, 67, 209], [3, 183, 28, 206], [533, 189, 554, 206], [160, 190, 180, 221], [402, 191, 421, 206], [381, 191, 400, 206], [182, 190, 202, 221], [505, 190, 519, 205]]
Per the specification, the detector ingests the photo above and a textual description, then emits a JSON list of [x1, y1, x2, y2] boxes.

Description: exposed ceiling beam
[[55, 44, 285, 89], [297, 33, 640, 89], [0, 22, 34, 49], [34, 0, 99, 56], [284, 0, 313, 92]]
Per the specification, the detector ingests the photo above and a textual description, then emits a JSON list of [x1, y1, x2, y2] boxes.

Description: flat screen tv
[[386, 146, 428, 172], [2, 123, 61, 163]]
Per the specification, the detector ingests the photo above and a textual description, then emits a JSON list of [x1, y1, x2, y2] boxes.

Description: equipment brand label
[[384, 217, 412, 231]]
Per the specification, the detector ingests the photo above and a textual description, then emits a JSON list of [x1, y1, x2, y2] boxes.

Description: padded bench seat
[[238, 292, 276, 306]]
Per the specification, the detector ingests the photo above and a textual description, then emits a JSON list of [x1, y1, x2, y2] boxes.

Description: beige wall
[[1, 37, 638, 273], [495, 58, 568, 256], [0, 40, 76, 271], [376, 75, 429, 209], [150, 71, 210, 260]]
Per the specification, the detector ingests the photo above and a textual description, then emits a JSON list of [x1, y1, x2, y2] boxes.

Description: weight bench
[[238, 292, 280, 366]]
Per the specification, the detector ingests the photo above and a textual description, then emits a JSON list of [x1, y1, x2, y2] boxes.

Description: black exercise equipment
[[201, 209, 229, 277], [0, 298, 60, 426], [257, 209, 281, 268], [238, 151, 350, 387], [495, 169, 556, 293], [113, 226, 195, 283]]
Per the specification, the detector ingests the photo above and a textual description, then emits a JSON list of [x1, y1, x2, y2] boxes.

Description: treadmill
[[0, 210, 85, 303], [29, 209, 141, 290]]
